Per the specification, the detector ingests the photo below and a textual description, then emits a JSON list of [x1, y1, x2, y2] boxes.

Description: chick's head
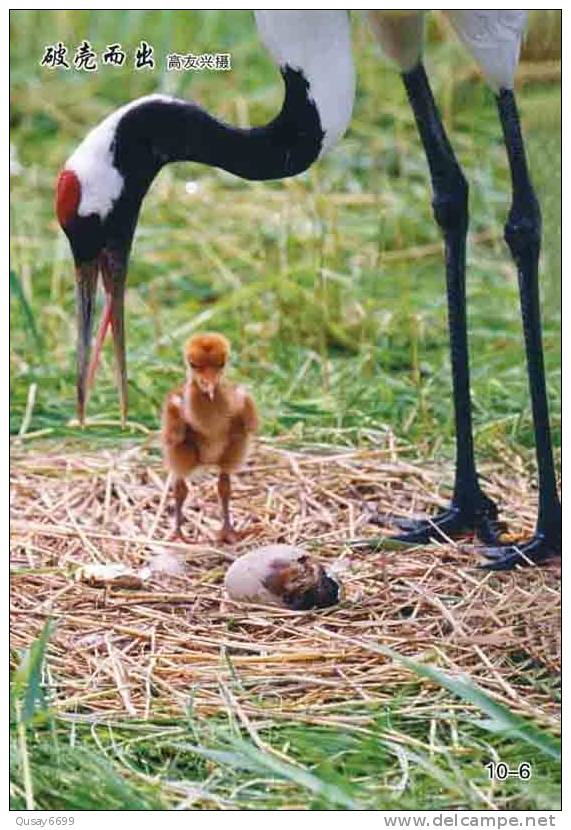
[[184, 332, 231, 400], [264, 554, 340, 611]]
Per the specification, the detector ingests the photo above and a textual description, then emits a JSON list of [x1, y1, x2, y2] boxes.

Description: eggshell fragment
[[77, 563, 149, 590]]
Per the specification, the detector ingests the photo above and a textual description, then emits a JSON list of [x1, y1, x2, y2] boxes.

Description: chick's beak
[[205, 382, 216, 401], [75, 249, 127, 427], [195, 367, 222, 401], [198, 378, 217, 401]]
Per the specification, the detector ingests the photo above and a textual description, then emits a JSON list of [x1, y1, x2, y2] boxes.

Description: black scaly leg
[[380, 63, 499, 545], [480, 90, 561, 570]]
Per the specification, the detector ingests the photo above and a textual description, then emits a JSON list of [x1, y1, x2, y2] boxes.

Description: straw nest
[[10, 436, 560, 732]]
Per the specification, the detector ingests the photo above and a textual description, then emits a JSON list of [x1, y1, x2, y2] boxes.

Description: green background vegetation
[[11, 10, 560, 456], [10, 10, 560, 810]]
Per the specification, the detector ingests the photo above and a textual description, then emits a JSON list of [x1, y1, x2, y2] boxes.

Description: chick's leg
[[218, 473, 238, 544], [170, 477, 188, 539], [162, 393, 199, 542]]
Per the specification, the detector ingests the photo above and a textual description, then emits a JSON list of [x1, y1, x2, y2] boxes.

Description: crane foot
[[477, 531, 561, 571], [374, 495, 503, 546]]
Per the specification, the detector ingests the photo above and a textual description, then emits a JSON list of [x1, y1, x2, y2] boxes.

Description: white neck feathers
[[66, 94, 174, 220], [255, 10, 355, 156]]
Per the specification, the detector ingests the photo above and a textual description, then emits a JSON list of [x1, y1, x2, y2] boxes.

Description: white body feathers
[[366, 10, 526, 91], [443, 10, 527, 92], [367, 11, 426, 73]]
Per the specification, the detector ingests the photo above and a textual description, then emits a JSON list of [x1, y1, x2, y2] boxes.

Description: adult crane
[[55, 10, 561, 569]]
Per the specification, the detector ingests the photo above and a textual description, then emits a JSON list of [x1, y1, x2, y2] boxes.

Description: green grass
[[10, 10, 561, 811], [11, 715, 562, 811], [11, 626, 561, 810], [10, 11, 560, 455]]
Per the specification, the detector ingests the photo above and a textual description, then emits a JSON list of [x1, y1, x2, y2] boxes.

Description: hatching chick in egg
[[161, 332, 258, 543], [224, 544, 341, 610]]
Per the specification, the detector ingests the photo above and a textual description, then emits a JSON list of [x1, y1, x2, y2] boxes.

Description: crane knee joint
[[432, 178, 468, 232], [504, 212, 541, 262]]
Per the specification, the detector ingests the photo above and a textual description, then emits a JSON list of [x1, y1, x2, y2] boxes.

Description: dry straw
[[10, 436, 560, 733]]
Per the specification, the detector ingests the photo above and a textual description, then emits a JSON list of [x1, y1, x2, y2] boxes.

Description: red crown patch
[[55, 169, 81, 227]]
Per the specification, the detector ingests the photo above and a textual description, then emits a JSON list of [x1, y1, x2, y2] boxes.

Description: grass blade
[[314, 630, 560, 762], [382, 647, 561, 761], [10, 270, 43, 349], [181, 738, 359, 809], [13, 619, 55, 722]]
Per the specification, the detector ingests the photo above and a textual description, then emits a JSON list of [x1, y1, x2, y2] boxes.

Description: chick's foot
[[168, 528, 193, 544], [218, 526, 241, 545]]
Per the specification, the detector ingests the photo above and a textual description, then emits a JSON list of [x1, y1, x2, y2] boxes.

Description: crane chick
[[224, 545, 341, 610], [161, 333, 258, 543]]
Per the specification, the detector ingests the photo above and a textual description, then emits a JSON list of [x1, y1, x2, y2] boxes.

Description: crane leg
[[377, 62, 501, 546], [478, 90, 560, 570]]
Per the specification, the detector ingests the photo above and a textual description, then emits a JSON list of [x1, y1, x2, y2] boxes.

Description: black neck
[[112, 66, 324, 191]]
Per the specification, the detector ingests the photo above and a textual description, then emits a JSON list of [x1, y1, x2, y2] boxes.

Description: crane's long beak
[[75, 250, 127, 427], [75, 260, 98, 426]]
